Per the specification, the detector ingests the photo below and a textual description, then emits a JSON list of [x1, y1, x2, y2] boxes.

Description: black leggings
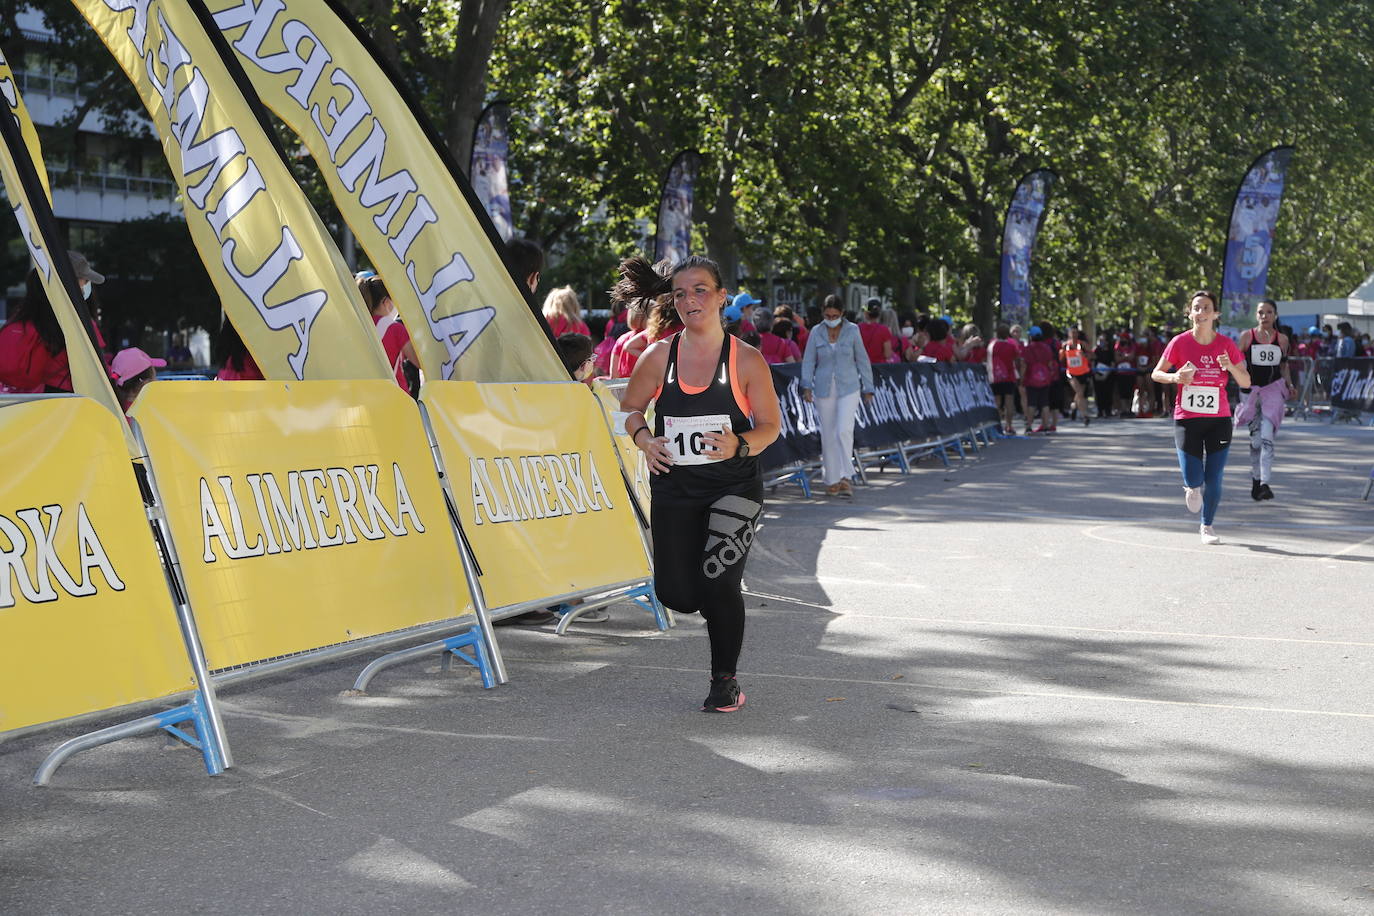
[[650, 482, 764, 676]]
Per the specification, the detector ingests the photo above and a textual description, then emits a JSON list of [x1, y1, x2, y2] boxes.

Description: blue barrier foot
[[440, 628, 496, 689], [158, 693, 227, 776], [631, 582, 671, 631]]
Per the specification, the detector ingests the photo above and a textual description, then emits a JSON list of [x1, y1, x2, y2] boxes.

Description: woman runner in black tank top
[[618, 255, 782, 713], [1234, 299, 1294, 500]]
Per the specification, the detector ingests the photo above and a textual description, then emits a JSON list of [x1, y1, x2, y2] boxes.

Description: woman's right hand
[[802, 388, 814, 404], [1176, 361, 1196, 385], [639, 434, 675, 475]]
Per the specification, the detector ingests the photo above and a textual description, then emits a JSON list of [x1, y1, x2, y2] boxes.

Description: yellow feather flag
[[204, 0, 566, 382], [73, 0, 391, 381], [0, 46, 139, 457]]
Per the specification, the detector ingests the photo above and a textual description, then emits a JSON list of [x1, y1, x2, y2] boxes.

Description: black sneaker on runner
[[1258, 483, 1274, 500], [1251, 478, 1263, 501], [701, 675, 745, 713]]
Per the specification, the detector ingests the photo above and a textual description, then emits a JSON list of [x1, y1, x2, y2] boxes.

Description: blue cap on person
[[723, 303, 743, 321], [732, 292, 761, 310], [1028, 326, 1044, 339], [1307, 325, 1319, 335]]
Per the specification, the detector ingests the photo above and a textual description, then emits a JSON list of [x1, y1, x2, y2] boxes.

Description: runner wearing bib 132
[[1152, 290, 1251, 544]]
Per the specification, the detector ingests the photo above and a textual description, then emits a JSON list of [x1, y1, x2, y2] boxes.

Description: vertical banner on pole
[[0, 46, 138, 455], [999, 169, 1057, 328], [654, 150, 701, 266], [72, 0, 392, 382], [470, 102, 513, 243], [1222, 146, 1295, 322], [203, 0, 565, 383]]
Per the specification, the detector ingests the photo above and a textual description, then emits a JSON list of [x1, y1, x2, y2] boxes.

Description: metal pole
[[418, 401, 509, 684], [132, 423, 234, 770]]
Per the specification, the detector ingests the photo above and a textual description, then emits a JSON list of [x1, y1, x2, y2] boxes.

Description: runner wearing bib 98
[[620, 255, 782, 713], [1233, 299, 1294, 501], [1151, 290, 1251, 544]]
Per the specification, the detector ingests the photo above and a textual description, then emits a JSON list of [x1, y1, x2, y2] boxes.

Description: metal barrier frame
[[28, 424, 233, 786], [349, 393, 669, 693]]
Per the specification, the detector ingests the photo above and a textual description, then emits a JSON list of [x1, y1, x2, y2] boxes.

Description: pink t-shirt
[[858, 322, 895, 363], [610, 329, 648, 378], [758, 331, 801, 364], [1160, 330, 1244, 420], [989, 338, 1021, 383], [547, 315, 590, 338], [373, 313, 411, 389]]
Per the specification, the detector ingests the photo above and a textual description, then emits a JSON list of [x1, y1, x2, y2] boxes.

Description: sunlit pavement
[[3, 416, 1371, 914]]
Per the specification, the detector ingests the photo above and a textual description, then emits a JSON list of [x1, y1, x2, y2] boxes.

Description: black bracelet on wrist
[[631, 426, 651, 443]]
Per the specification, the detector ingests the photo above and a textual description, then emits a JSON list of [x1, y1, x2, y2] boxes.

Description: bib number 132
[[663, 414, 732, 466], [1181, 385, 1221, 414]]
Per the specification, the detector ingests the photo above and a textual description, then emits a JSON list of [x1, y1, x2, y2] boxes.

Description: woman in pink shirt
[[359, 274, 418, 392], [757, 317, 802, 364], [542, 286, 590, 338], [1151, 290, 1251, 544]]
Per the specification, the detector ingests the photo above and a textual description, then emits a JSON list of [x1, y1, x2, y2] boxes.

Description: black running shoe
[[1251, 478, 1263, 501], [1258, 483, 1274, 500], [701, 675, 745, 713]]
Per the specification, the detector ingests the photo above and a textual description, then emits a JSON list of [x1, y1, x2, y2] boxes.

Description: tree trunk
[[1080, 280, 1097, 340], [819, 205, 849, 301], [973, 200, 1000, 332], [443, 0, 511, 175], [703, 153, 740, 287]]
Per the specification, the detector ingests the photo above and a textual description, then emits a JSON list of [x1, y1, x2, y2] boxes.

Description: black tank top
[[1246, 329, 1285, 387], [652, 332, 759, 498]]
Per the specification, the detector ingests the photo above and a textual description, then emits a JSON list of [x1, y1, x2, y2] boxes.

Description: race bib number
[[1181, 384, 1222, 415], [663, 414, 731, 466], [1136, 353, 1151, 368], [1066, 353, 1085, 370], [1251, 343, 1281, 366]]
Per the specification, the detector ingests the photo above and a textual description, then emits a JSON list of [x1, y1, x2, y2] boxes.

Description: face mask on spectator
[[824, 317, 842, 328], [901, 327, 915, 338]]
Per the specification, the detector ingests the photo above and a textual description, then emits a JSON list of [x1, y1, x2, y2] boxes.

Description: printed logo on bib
[[1136, 353, 1151, 368], [1181, 384, 1222, 415], [663, 414, 732, 466], [1251, 343, 1281, 366]]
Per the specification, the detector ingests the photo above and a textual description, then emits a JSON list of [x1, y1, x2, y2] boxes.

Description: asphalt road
[[2, 416, 1372, 915]]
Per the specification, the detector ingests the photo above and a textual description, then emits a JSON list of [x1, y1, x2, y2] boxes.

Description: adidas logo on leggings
[[703, 495, 761, 579]]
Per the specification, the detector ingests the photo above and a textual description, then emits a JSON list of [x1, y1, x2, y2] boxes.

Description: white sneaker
[[1200, 525, 1221, 545], [1184, 487, 1202, 513]]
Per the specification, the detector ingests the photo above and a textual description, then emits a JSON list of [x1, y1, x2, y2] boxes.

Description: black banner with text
[[1330, 358, 1374, 413], [763, 362, 999, 470]]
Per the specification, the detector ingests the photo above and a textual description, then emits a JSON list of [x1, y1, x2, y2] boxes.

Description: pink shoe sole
[[702, 692, 745, 713]]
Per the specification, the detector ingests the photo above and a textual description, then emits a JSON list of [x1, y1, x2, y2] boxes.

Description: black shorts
[[991, 381, 1018, 398], [1025, 385, 1050, 409], [1173, 416, 1233, 459]]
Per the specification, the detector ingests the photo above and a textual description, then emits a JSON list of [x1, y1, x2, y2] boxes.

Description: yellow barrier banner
[[592, 380, 652, 522], [74, 0, 391, 382], [423, 382, 650, 609], [0, 398, 195, 732], [0, 45, 138, 455], [131, 380, 473, 669], [205, 0, 566, 383]]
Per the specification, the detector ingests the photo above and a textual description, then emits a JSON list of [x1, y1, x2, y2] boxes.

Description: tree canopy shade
[[6, 0, 1374, 338]]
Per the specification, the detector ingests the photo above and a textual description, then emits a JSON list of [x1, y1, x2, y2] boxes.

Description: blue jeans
[[1174, 418, 1233, 525]]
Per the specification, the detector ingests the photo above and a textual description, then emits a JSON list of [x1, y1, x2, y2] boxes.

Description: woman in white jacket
[[801, 295, 875, 497]]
